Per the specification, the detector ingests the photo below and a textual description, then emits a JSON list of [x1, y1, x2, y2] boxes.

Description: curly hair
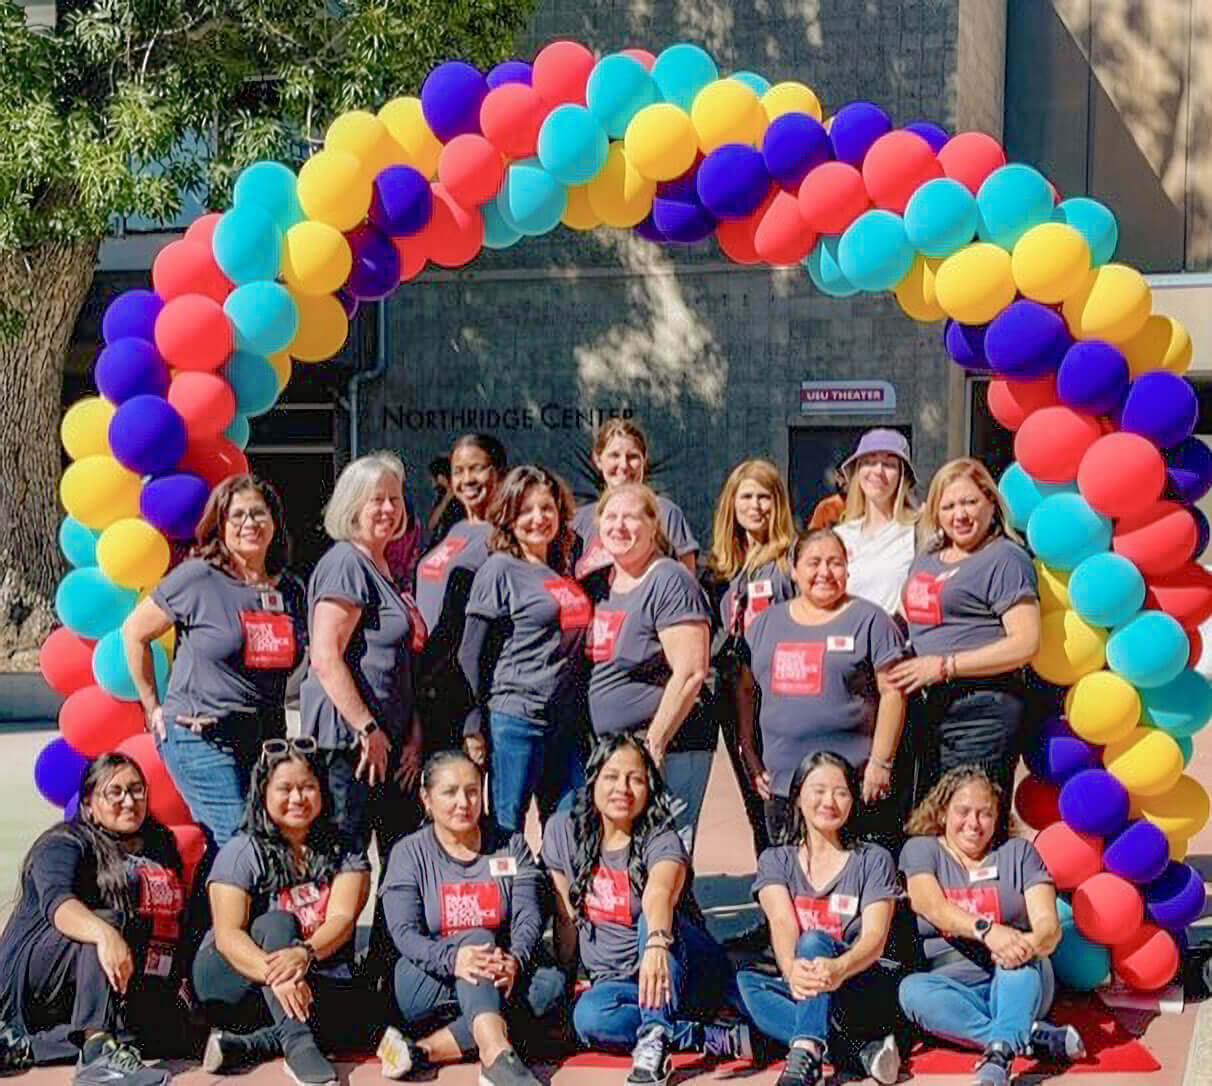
[[486, 464, 577, 574], [191, 474, 292, 577], [904, 764, 1007, 845], [780, 751, 861, 847]]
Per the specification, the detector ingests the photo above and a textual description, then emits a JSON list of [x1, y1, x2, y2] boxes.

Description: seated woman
[[898, 766, 1084, 1086], [543, 734, 749, 1086], [0, 754, 185, 1086], [737, 752, 903, 1086], [378, 751, 562, 1086], [192, 738, 371, 1086]]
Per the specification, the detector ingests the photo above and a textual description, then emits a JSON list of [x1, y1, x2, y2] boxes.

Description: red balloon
[[116, 732, 192, 826], [753, 191, 818, 266], [422, 183, 484, 269], [715, 189, 776, 265], [1073, 872, 1144, 946], [170, 823, 207, 889], [1113, 501, 1198, 578], [861, 130, 943, 214], [438, 134, 506, 209], [986, 377, 1058, 432], [480, 83, 547, 159], [184, 213, 222, 248], [1077, 432, 1167, 518], [1144, 563, 1212, 630], [153, 294, 232, 373], [1035, 822, 1103, 890], [151, 240, 232, 305], [1014, 774, 1060, 831], [59, 685, 143, 757], [1188, 626, 1204, 669], [621, 48, 656, 70], [1014, 406, 1103, 484], [393, 233, 427, 283], [178, 437, 249, 490], [937, 131, 1007, 194], [1112, 924, 1179, 991], [40, 628, 96, 698], [168, 371, 236, 442], [798, 162, 871, 235], [532, 40, 595, 108]]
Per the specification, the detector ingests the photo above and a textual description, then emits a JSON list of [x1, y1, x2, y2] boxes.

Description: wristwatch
[[973, 917, 992, 942], [360, 719, 379, 739]]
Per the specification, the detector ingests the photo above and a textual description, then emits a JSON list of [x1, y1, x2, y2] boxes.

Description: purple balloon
[[1103, 820, 1171, 885], [697, 144, 771, 220], [905, 121, 949, 153], [334, 289, 359, 320], [829, 101, 892, 167], [1166, 436, 1212, 504], [65, 792, 80, 820], [1144, 862, 1206, 931], [34, 738, 89, 808], [632, 213, 668, 243], [1055, 340, 1129, 415], [1023, 715, 1097, 785], [762, 113, 832, 191], [370, 165, 433, 238], [421, 61, 488, 142], [1191, 504, 1210, 556], [344, 223, 400, 301], [95, 337, 170, 405], [140, 472, 210, 540], [108, 395, 187, 476], [1119, 371, 1199, 449], [1059, 769, 1130, 837], [944, 319, 990, 370], [102, 289, 164, 345], [984, 300, 1071, 378], [487, 60, 532, 88], [657, 163, 701, 204], [651, 196, 716, 243]]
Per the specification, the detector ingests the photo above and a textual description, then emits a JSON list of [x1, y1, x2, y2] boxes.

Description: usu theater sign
[[799, 381, 896, 413]]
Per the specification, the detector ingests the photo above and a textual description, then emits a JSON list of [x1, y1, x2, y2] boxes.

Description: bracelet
[[645, 939, 672, 952], [292, 939, 317, 970], [870, 756, 894, 771]]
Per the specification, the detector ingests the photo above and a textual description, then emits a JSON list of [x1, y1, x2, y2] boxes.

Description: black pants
[[715, 682, 770, 858]]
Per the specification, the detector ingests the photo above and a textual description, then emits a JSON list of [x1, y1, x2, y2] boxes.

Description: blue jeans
[[661, 751, 714, 854], [156, 721, 256, 849], [898, 959, 1055, 1054], [573, 916, 735, 1051], [489, 712, 582, 835]]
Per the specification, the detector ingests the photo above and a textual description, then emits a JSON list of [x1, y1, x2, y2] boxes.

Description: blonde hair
[[323, 452, 407, 542], [595, 482, 672, 558], [593, 419, 649, 469], [709, 459, 795, 579], [918, 457, 1019, 552], [840, 454, 919, 526]]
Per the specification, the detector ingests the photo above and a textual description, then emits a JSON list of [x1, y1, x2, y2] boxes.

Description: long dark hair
[[782, 751, 862, 847], [19, 754, 181, 918], [486, 464, 577, 575], [191, 473, 292, 577]]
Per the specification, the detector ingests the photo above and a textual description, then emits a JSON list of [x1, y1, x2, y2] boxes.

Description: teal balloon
[[92, 628, 168, 701], [233, 161, 305, 230], [804, 237, 858, 297], [1140, 669, 1212, 738], [836, 210, 913, 291], [59, 517, 98, 568], [500, 159, 566, 236], [976, 163, 1054, 250], [1026, 492, 1111, 571], [1106, 610, 1189, 689], [223, 282, 299, 356], [481, 200, 522, 249], [222, 351, 279, 417], [1055, 197, 1118, 266], [904, 177, 978, 257], [651, 43, 719, 112], [998, 462, 1075, 533], [587, 54, 660, 139], [537, 105, 609, 186], [1178, 735, 1195, 766], [1051, 898, 1110, 991], [55, 568, 137, 639], [212, 205, 282, 285], [729, 71, 771, 94], [1068, 552, 1146, 628], [224, 413, 250, 449]]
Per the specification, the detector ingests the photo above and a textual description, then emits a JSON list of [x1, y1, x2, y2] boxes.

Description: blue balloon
[[481, 200, 522, 249], [586, 54, 660, 139], [1193, 504, 1210, 556], [1051, 897, 1111, 990], [34, 738, 90, 808], [212, 204, 282, 285], [370, 166, 432, 238], [140, 473, 210, 541], [102, 290, 163, 345], [92, 628, 169, 702], [804, 237, 858, 297], [633, 213, 667, 243], [345, 223, 400, 301], [95, 338, 169, 405], [224, 282, 299, 356], [1104, 820, 1171, 885], [837, 209, 913, 292], [828, 101, 891, 167], [1118, 372, 1198, 449], [1068, 552, 1146, 628], [1106, 610, 1190, 689], [232, 161, 304, 231], [944, 319, 990, 370], [976, 163, 1054, 249], [224, 413, 250, 449], [651, 43, 718, 112], [697, 144, 771, 220], [998, 462, 1075, 532], [223, 352, 279, 417], [729, 70, 771, 94], [762, 113, 831, 192], [1055, 340, 1129, 415], [651, 196, 716, 244], [983, 299, 1071, 378], [1144, 862, 1206, 931], [1059, 769, 1130, 837], [486, 60, 532, 89], [499, 160, 565, 236], [56, 568, 138, 639], [905, 121, 949, 153], [1166, 437, 1212, 505], [1139, 669, 1212, 739], [1023, 716, 1098, 785], [1055, 197, 1118, 265], [1026, 492, 1111, 571], [59, 517, 98, 568], [108, 395, 187, 477], [904, 177, 979, 257], [421, 61, 488, 142], [537, 104, 609, 185]]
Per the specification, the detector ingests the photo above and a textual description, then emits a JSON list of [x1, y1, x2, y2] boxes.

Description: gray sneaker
[[281, 1034, 336, 1086], [74, 1035, 169, 1086], [1029, 1020, 1085, 1063], [971, 1041, 1014, 1086], [626, 1025, 672, 1086], [478, 1048, 540, 1086], [201, 1027, 281, 1074], [859, 1034, 900, 1085], [0, 1021, 33, 1076]]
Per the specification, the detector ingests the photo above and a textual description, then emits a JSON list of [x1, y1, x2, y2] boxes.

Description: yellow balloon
[[97, 518, 171, 590], [157, 625, 176, 661], [289, 291, 349, 363], [1120, 314, 1193, 378], [1066, 670, 1140, 744], [1103, 726, 1184, 798], [934, 242, 1016, 325], [60, 455, 142, 531], [1168, 836, 1189, 862], [562, 183, 602, 230], [281, 221, 353, 296], [297, 149, 372, 232], [1035, 561, 1070, 613], [586, 143, 656, 227], [378, 97, 442, 179], [1061, 263, 1152, 344], [326, 110, 403, 179], [691, 80, 767, 153], [761, 81, 822, 122], [624, 104, 699, 182], [894, 255, 945, 322], [1138, 774, 1210, 840], [268, 352, 292, 393], [61, 397, 115, 460], [1010, 222, 1091, 304], [1032, 609, 1106, 685]]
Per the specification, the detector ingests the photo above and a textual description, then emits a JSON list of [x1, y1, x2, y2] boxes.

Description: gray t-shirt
[[573, 496, 699, 580], [745, 598, 906, 795], [151, 559, 307, 730], [541, 809, 689, 983], [719, 559, 797, 638], [299, 542, 426, 749], [899, 835, 1052, 984], [753, 842, 897, 947], [415, 520, 493, 634], [379, 823, 542, 977], [465, 554, 591, 723], [585, 559, 711, 737], [903, 539, 1037, 657]]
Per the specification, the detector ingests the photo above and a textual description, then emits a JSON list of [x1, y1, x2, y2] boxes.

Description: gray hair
[[323, 452, 407, 542]]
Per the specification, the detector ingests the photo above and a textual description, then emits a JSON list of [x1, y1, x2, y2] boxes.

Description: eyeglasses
[[261, 737, 318, 758], [228, 509, 271, 525], [100, 783, 147, 804]]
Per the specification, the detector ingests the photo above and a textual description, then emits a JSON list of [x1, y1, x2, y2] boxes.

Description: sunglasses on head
[[260, 737, 318, 759]]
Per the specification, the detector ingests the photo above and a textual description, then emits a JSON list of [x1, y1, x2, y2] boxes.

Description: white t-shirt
[[833, 517, 916, 615]]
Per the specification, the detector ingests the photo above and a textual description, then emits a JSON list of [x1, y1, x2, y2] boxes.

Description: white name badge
[[145, 944, 173, 978], [489, 856, 518, 878], [750, 579, 773, 600], [260, 590, 284, 612], [970, 866, 998, 882], [829, 892, 859, 917], [826, 635, 855, 652]]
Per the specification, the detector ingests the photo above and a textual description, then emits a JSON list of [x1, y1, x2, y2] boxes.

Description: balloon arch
[[41, 40, 1211, 992]]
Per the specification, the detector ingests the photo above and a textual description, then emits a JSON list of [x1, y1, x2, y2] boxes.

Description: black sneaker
[[702, 1021, 753, 1062], [74, 1035, 169, 1086], [0, 1022, 33, 1075], [971, 1041, 1014, 1086], [776, 1043, 822, 1086], [858, 1034, 900, 1085], [625, 1025, 672, 1086], [201, 1027, 281, 1074], [1029, 1020, 1085, 1063], [377, 1027, 430, 1080], [281, 1033, 336, 1086], [478, 1048, 540, 1086]]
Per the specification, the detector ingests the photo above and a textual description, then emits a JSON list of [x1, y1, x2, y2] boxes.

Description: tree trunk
[[0, 240, 100, 670]]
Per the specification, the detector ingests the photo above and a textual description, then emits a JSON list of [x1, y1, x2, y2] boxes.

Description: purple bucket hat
[[839, 428, 915, 482]]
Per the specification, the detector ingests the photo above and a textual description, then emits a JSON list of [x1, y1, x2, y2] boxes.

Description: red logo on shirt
[[401, 593, 428, 652], [730, 579, 775, 634], [418, 538, 468, 582], [771, 642, 825, 695], [545, 579, 591, 630], [793, 895, 844, 939], [903, 572, 944, 626], [943, 886, 1002, 924], [586, 610, 626, 662], [277, 882, 331, 939], [240, 611, 296, 669], [576, 538, 612, 580], [439, 881, 501, 933], [586, 865, 632, 927], [137, 863, 183, 942]]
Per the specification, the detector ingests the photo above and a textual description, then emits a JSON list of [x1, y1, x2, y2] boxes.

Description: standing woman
[[0, 754, 184, 1083], [572, 420, 698, 582], [123, 474, 306, 848], [458, 465, 590, 833], [832, 429, 918, 614], [585, 483, 712, 850], [889, 459, 1040, 795]]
